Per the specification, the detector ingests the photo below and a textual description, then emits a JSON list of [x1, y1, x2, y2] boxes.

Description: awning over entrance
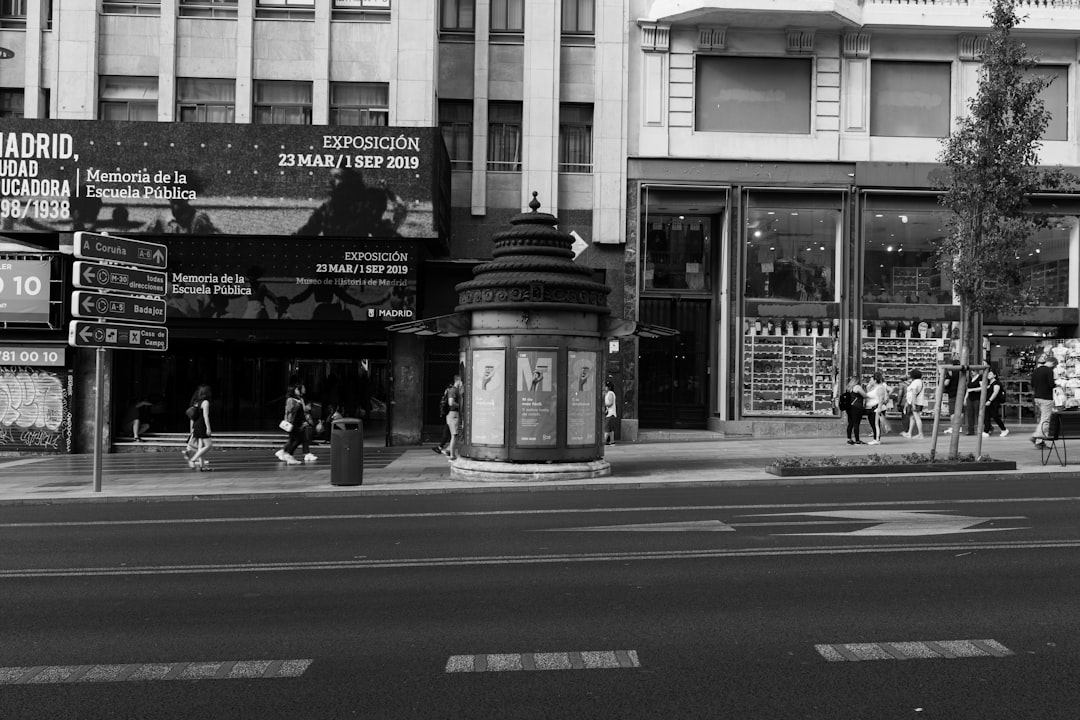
[[388, 313, 679, 339]]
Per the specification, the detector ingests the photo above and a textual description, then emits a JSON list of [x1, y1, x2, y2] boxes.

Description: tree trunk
[[947, 307, 976, 460]]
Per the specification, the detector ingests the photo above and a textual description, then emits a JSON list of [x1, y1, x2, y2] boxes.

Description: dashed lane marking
[[0, 659, 312, 684], [446, 650, 640, 673], [815, 639, 1013, 662]]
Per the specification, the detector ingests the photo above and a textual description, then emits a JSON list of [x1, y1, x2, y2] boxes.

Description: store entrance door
[[638, 297, 710, 428]]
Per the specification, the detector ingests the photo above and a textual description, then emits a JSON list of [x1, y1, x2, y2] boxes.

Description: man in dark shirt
[[942, 366, 961, 433], [1030, 356, 1058, 447]]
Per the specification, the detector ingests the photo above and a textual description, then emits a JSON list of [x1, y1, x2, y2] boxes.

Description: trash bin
[[330, 417, 363, 486]]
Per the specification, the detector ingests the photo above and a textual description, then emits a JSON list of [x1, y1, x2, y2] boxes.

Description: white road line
[[1, 497, 1077, 529], [0, 540, 1078, 578], [0, 458, 52, 469], [446, 650, 640, 673], [816, 640, 1013, 662], [0, 659, 311, 684]]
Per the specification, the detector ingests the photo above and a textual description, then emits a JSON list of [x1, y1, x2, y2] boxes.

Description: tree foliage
[[937, 0, 1073, 315], [934, 0, 1074, 458]]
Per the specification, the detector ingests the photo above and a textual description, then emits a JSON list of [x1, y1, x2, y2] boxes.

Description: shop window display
[[1019, 218, 1073, 307], [863, 209, 952, 304], [744, 207, 838, 301], [742, 317, 838, 416], [860, 321, 956, 417]]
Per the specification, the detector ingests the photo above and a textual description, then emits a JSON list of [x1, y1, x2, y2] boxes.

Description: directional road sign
[[71, 291, 167, 324], [73, 261, 167, 297], [74, 231, 167, 270], [68, 320, 169, 352]]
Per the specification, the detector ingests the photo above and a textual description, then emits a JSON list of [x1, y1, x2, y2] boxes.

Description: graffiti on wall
[[0, 367, 72, 452]]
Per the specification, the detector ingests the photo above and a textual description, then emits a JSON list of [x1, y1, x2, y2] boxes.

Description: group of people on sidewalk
[[840, 365, 1011, 446]]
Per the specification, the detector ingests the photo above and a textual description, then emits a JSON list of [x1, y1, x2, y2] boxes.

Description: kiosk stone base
[[450, 457, 611, 482]]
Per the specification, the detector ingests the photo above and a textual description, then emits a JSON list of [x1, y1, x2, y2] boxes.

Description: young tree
[[935, 0, 1073, 458]]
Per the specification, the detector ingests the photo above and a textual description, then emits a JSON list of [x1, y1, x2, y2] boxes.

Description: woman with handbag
[[276, 380, 315, 465]]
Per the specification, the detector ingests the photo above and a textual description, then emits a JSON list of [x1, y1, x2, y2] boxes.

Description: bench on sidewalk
[[1040, 410, 1080, 467]]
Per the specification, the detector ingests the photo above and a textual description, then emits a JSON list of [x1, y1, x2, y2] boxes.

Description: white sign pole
[[93, 346, 105, 493]]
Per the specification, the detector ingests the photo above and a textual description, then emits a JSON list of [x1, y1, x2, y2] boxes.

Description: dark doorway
[[638, 297, 710, 428]]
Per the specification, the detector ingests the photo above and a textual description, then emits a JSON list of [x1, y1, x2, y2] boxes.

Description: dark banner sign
[[0, 367, 72, 453], [0, 119, 441, 240], [164, 237, 417, 323], [0, 258, 50, 323]]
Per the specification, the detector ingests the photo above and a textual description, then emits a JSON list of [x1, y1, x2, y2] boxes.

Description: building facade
[[624, 0, 1080, 437], [0, 0, 635, 453], [1, 0, 1079, 454]]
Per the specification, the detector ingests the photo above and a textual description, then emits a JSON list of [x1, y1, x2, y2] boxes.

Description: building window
[[255, 0, 314, 20], [487, 101, 522, 171], [870, 61, 951, 138], [178, 0, 238, 19], [254, 81, 312, 125], [696, 57, 812, 134], [0, 89, 23, 118], [330, 83, 388, 126], [640, 187, 718, 293], [102, 0, 161, 16], [439, 100, 473, 171], [99, 76, 158, 122], [559, 103, 592, 173], [332, 0, 390, 21], [177, 78, 235, 123], [862, 206, 953, 305], [561, 0, 593, 34], [1021, 217, 1073, 306], [744, 204, 839, 302], [440, 0, 474, 32], [0, 0, 26, 28], [491, 0, 523, 32], [1026, 65, 1068, 141]]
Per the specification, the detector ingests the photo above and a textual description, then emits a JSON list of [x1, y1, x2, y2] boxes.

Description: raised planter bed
[[765, 460, 1017, 477]]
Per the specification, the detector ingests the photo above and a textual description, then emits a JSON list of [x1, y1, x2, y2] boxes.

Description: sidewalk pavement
[[0, 426, 1073, 505]]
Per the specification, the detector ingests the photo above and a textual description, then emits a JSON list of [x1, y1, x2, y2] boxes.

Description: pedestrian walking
[[433, 376, 456, 455], [867, 371, 891, 440], [862, 373, 885, 445], [942, 366, 960, 433], [604, 381, 618, 445], [186, 384, 214, 471], [900, 368, 926, 439], [1030, 355, 1058, 448], [444, 373, 464, 461], [125, 395, 153, 441], [982, 368, 1008, 437], [963, 369, 984, 436], [841, 375, 867, 445], [277, 379, 315, 465]]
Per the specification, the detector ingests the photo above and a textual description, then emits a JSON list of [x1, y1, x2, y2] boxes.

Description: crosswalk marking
[[816, 639, 1013, 662], [446, 650, 640, 673], [0, 659, 312, 684]]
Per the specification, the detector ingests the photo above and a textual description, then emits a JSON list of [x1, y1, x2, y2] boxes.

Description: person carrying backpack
[[432, 375, 456, 455], [840, 375, 867, 445]]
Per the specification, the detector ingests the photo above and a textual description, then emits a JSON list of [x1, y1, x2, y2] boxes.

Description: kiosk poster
[[516, 350, 557, 447], [0, 259, 50, 323], [0, 119, 441, 239], [164, 238, 417, 323], [566, 349, 597, 445], [0, 367, 72, 453], [470, 348, 505, 445]]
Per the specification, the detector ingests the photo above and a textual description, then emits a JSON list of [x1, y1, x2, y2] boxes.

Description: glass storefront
[[740, 192, 843, 417], [863, 206, 952, 305], [638, 186, 723, 428]]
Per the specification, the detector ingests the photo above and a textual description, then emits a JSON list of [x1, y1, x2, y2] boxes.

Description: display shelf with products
[[1001, 379, 1031, 423], [743, 323, 838, 417], [860, 334, 948, 417]]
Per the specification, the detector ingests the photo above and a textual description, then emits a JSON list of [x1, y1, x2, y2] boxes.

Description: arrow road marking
[[540, 520, 736, 533], [744, 510, 1027, 537]]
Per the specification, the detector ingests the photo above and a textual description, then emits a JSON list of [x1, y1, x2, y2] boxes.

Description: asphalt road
[[1, 478, 1078, 719]]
